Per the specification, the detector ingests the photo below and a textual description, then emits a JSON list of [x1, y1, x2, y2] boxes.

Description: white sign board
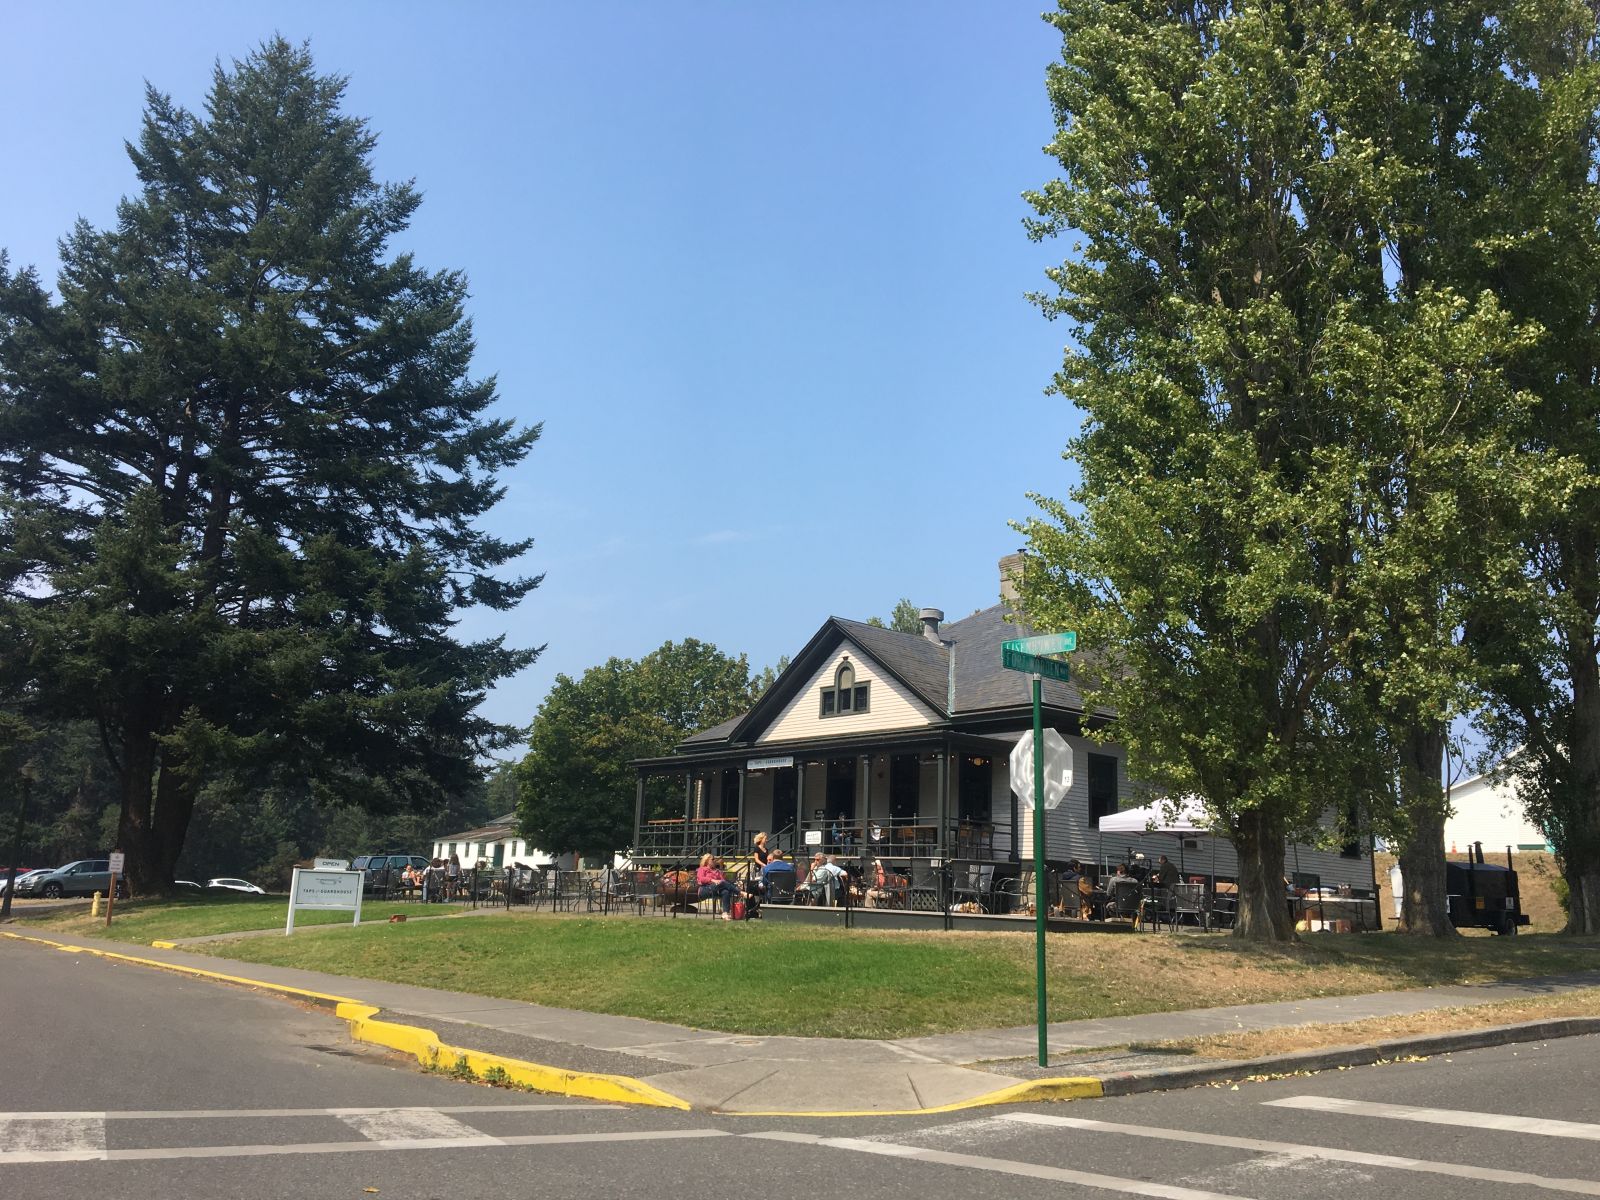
[[314, 857, 350, 871], [286, 867, 363, 934], [1011, 729, 1074, 810], [747, 756, 794, 770], [107, 851, 125, 876], [804, 829, 823, 846]]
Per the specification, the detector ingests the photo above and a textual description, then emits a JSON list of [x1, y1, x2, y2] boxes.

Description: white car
[[205, 877, 266, 895], [0, 868, 52, 894]]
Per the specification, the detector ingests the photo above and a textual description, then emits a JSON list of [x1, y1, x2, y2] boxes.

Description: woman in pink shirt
[[695, 853, 739, 921]]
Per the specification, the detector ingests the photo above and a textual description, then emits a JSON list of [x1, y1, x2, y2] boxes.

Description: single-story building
[[631, 556, 1375, 897]]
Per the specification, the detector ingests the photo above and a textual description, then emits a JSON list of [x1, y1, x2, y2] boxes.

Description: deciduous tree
[[516, 640, 758, 859]]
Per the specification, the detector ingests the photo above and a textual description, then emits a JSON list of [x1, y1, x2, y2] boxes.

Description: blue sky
[[4, 2, 1080, 746]]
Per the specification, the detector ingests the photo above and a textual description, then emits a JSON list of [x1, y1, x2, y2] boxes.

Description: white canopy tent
[[1097, 796, 1218, 882], [1097, 796, 1212, 835], [1096, 797, 1308, 887]]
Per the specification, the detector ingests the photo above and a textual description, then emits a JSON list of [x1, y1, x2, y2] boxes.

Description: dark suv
[[350, 853, 431, 893]]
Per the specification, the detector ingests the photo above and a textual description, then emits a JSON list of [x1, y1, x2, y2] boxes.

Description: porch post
[[683, 771, 694, 861], [859, 754, 869, 826], [634, 774, 645, 857], [796, 761, 807, 833], [937, 743, 949, 855], [736, 767, 746, 844]]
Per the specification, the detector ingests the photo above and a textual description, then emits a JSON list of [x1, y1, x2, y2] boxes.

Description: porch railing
[[632, 816, 742, 861]]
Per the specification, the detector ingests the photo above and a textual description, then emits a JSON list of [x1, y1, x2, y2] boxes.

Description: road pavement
[[5, 934, 1600, 1198]]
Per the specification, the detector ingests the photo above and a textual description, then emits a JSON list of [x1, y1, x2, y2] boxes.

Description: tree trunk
[[150, 757, 196, 893], [1562, 647, 1600, 935], [115, 725, 159, 897], [1232, 806, 1294, 941], [1396, 723, 1455, 936]]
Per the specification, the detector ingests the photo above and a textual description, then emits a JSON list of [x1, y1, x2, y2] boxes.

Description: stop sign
[[1011, 729, 1074, 810]]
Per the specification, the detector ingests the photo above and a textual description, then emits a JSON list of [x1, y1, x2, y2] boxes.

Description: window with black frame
[[819, 658, 870, 718], [1088, 753, 1118, 824]]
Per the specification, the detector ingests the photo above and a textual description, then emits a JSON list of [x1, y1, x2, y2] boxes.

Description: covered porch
[[630, 731, 1019, 870]]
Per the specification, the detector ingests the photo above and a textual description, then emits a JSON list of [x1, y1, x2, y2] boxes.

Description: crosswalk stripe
[[0, 1116, 106, 1164], [94, 1129, 730, 1162], [748, 1130, 1252, 1199], [339, 1109, 502, 1146], [1265, 1096, 1600, 1141], [1002, 1112, 1600, 1197], [0, 1103, 613, 1121]]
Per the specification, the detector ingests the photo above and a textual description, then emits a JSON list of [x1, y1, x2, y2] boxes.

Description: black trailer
[[1447, 843, 1532, 936]]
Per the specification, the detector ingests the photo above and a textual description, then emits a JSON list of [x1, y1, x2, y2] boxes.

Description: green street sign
[[1002, 647, 1072, 682], [1003, 632, 1078, 656]]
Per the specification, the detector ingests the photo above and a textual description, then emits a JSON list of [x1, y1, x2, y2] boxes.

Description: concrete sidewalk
[[5, 928, 1597, 1114]]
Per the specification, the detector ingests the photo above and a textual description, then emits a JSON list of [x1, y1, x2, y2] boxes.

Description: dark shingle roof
[[940, 604, 1088, 714], [683, 713, 745, 745], [665, 605, 1094, 754], [831, 617, 953, 714]]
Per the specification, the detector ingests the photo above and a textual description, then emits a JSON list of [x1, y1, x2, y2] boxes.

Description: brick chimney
[[999, 552, 1026, 606]]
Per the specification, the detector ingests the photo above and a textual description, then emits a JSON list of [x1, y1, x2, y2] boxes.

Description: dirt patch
[[1132, 987, 1600, 1060]]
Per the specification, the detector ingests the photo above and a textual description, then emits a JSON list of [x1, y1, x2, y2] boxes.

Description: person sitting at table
[[1154, 854, 1181, 890], [695, 853, 740, 920], [1066, 860, 1104, 919], [865, 857, 906, 907], [799, 853, 848, 904], [1106, 863, 1141, 917], [759, 852, 795, 899]]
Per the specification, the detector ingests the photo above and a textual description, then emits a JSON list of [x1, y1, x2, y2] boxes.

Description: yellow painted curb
[[1, 931, 358, 1006], [1, 930, 690, 1111], [334, 1002, 690, 1110], [722, 1076, 1103, 1118]]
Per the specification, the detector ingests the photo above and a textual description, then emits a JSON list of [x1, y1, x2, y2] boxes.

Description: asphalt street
[[4, 936, 1598, 1199]]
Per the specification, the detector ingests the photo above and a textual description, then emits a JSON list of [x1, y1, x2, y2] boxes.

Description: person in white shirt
[[800, 853, 848, 905]]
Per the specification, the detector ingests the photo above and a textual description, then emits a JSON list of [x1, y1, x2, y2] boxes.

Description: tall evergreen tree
[[0, 40, 540, 893]]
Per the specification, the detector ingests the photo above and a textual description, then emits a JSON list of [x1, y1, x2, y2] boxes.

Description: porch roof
[[634, 729, 1020, 773]]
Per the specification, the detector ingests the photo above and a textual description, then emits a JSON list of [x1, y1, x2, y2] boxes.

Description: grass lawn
[[16, 900, 1598, 1040], [184, 913, 1600, 1040], [11, 895, 470, 944]]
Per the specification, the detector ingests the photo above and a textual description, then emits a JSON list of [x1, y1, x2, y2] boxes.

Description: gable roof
[[437, 812, 518, 843], [671, 603, 1095, 753]]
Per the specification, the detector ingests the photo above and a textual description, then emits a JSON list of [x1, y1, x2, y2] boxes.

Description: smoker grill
[[1447, 842, 1532, 936]]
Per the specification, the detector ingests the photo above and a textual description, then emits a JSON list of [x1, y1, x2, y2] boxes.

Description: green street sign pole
[[1032, 673, 1048, 1068], [1001, 631, 1073, 1069]]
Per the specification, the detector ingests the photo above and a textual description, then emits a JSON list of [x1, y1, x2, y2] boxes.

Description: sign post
[[106, 850, 125, 927], [286, 867, 363, 934], [1001, 631, 1077, 1068]]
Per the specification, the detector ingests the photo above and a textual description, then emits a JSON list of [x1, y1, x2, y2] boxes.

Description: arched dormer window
[[819, 657, 870, 718]]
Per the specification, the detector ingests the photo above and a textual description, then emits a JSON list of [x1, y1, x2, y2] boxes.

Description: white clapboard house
[[630, 556, 1375, 897]]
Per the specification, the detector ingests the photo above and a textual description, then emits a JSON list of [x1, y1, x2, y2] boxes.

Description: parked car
[[0, 868, 49, 893], [17, 860, 116, 899], [173, 879, 204, 891], [205, 878, 265, 895]]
